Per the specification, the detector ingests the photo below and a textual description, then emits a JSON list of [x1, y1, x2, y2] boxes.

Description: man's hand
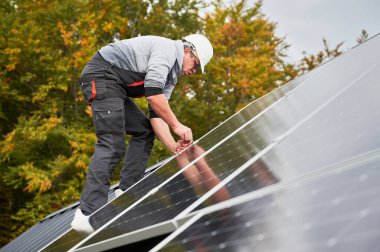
[[172, 123, 193, 143], [173, 140, 191, 154]]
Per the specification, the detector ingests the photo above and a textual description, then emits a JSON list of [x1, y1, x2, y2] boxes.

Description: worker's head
[[182, 34, 213, 76]]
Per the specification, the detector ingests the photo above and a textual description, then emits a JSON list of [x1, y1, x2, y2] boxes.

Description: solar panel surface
[[155, 156, 380, 252], [192, 61, 380, 211]]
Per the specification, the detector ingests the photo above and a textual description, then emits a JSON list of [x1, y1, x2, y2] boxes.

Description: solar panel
[[153, 154, 380, 252], [0, 209, 73, 252], [72, 35, 380, 250], [39, 64, 299, 252], [1, 182, 127, 252], [190, 61, 380, 211]]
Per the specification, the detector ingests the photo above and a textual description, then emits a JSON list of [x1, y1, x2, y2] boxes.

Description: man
[[71, 34, 213, 233]]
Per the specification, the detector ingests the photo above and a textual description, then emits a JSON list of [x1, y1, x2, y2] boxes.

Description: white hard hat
[[183, 34, 213, 73]]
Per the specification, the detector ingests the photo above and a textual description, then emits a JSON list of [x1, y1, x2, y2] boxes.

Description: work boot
[[71, 208, 94, 234], [114, 189, 124, 197]]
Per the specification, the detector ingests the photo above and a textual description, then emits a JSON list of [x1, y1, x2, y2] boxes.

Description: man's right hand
[[172, 123, 193, 143]]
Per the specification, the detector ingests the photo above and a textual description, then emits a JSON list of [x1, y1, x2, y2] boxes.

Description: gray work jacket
[[99, 35, 184, 100]]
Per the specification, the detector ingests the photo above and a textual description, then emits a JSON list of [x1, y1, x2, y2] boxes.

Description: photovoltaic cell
[[156, 157, 380, 252], [0, 207, 74, 252], [76, 36, 380, 248], [40, 64, 299, 252]]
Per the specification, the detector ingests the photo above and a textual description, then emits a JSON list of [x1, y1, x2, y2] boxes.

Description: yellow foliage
[[75, 159, 87, 170], [57, 21, 73, 47], [0, 130, 16, 160], [32, 85, 53, 103], [102, 22, 113, 33], [70, 140, 79, 150], [4, 48, 21, 71], [85, 106, 93, 117], [20, 163, 52, 195], [52, 171, 60, 177], [21, 117, 64, 141], [73, 51, 85, 68]]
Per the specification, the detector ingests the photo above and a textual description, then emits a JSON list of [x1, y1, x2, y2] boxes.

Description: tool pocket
[[92, 99, 125, 135], [80, 78, 108, 104]]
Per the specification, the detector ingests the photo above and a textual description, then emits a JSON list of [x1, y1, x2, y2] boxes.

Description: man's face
[[182, 47, 200, 76]]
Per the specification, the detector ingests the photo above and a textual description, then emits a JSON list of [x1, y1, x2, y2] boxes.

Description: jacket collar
[[175, 40, 184, 73]]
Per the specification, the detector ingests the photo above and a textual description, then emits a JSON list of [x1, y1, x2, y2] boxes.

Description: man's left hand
[[172, 140, 191, 154]]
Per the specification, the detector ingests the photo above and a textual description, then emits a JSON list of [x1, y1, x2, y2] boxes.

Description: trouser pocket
[[92, 98, 125, 135], [80, 78, 108, 104]]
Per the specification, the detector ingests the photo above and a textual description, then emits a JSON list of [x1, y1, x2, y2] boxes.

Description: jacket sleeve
[[144, 39, 177, 97]]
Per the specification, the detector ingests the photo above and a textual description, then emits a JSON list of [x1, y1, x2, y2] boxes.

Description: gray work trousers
[[79, 53, 155, 215]]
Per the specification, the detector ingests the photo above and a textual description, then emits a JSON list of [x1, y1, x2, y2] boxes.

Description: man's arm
[[147, 94, 193, 143], [150, 117, 176, 154]]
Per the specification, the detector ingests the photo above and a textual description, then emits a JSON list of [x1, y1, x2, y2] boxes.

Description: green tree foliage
[[297, 38, 344, 75], [0, 115, 95, 240], [297, 29, 369, 75]]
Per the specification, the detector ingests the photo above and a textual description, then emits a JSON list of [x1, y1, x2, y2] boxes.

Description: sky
[[251, 0, 380, 63]]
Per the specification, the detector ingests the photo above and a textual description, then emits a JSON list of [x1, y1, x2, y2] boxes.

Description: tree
[[297, 38, 343, 75], [0, 114, 97, 239], [297, 28, 369, 75]]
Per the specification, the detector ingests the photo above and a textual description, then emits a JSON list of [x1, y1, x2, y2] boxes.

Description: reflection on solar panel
[[14, 34, 377, 252], [153, 153, 380, 252], [191, 60, 380, 212], [70, 34, 380, 251]]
